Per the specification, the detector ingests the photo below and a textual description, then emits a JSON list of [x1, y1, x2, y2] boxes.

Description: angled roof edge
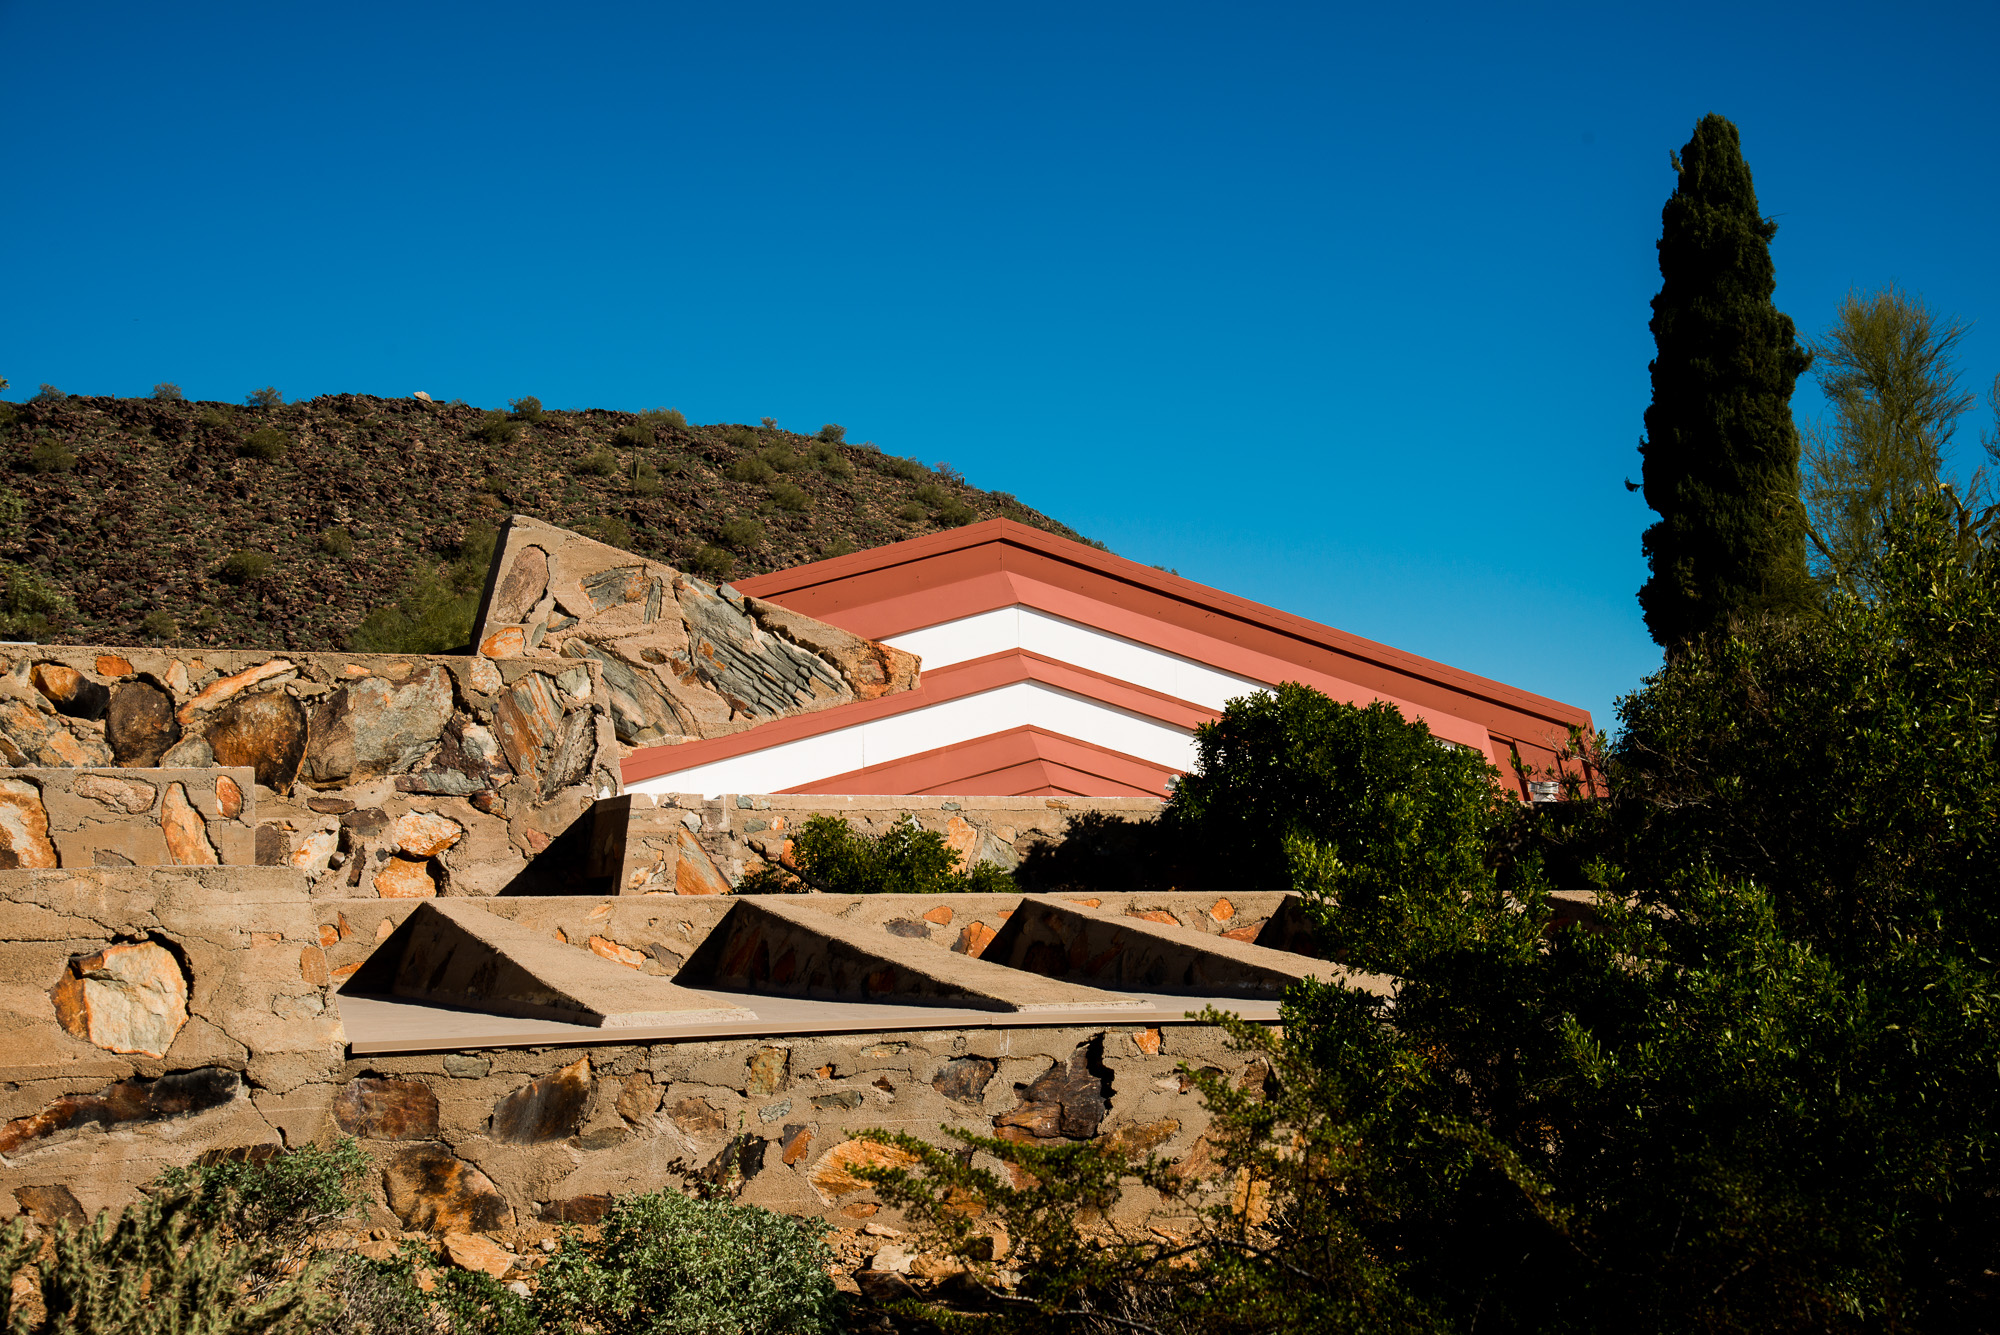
[[779, 724, 1178, 798]]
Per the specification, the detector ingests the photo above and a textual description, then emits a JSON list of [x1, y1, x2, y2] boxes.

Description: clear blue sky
[[5, 1, 1997, 733]]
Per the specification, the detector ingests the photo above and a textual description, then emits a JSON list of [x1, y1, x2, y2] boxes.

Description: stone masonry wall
[[473, 516, 918, 750], [0, 647, 617, 899], [0, 767, 258, 869], [591, 793, 1166, 897]]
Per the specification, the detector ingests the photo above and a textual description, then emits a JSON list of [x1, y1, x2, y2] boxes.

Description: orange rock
[[50, 941, 189, 1058], [301, 946, 330, 986], [942, 815, 979, 867], [922, 904, 954, 925], [73, 774, 157, 814], [375, 856, 437, 898], [96, 655, 134, 677], [588, 936, 644, 968], [840, 1202, 880, 1219], [251, 931, 282, 946], [160, 783, 219, 866], [31, 663, 86, 706], [319, 923, 340, 947], [1131, 1027, 1162, 1056], [1209, 898, 1234, 922], [674, 828, 731, 896], [175, 658, 295, 727], [331, 963, 363, 983], [442, 1232, 514, 1279], [1128, 909, 1179, 925], [215, 774, 244, 820], [1221, 923, 1263, 943], [811, 1139, 920, 1197], [1066, 897, 1102, 908], [479, 626, 526, 659], [290, 830, 337, 870], [953, 922, 997, 957], [393, 811, 464, 858], [1101, 1117, 1180, 1155], [0, 779, 59, 869]]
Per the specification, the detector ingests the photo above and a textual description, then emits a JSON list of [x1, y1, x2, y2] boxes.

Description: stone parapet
[[0, 767, 258, 869]]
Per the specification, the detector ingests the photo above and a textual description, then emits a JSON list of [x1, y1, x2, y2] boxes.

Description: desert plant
[[758, 444, 802, 473], [221, 550, 274, 583], [507, 395, 544, 421], [139, 610, 177, 640], [875, 455, 925, 480], [685, 545, 734, 583], [469, 412, 519, 445], [817, 536, 856, 559], [803, 441, 853, 479], [633, 460, 663, 496], [317, 527, 355, 558], [348, 525, 495, 654], [936, 461, 965, 485], [574, 447, 618, 477], [715, 424, 762, 450], [31, 384, 64, 405], [153, 383, 184, 402], [911, 483, 948, 508], [816, 423, 845, 444], [0, 557, 72, 638], [158, 1140, 370, 1300], [197, 405, 238, 436], [531, 1189, 839, 1335], [937, 496, 977, 527], [28, 439, 75, 473], [583, 514, 633, 549], [245, 387, 284, 409], [767, 481, 810, 513], [716, 516, 764, 550], [739, 814, 1016, 895], [238, 428, 290, 461], [728, 456, 776, 484], [896, 502, 925, 522], [644, 407, 688, 430], [760, 416, 778, 430], [613, 420, 654, 448]]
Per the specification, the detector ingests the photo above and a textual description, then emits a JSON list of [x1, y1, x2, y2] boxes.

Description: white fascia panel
[[888, 607, 1268, 711], [624, 682, 1199, 799]]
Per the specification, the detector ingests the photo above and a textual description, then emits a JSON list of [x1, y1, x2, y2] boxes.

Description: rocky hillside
[[0, 392, 1091, 651]]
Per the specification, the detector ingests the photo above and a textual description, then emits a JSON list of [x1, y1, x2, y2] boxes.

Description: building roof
[[622, 519, 1592, 798]]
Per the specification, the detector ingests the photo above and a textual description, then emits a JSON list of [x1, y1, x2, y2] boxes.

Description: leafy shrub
[[0, 402, 14, 428], [937, 496, 977, 527], [911, 483, 948, 508], [803, 441, 854, 478], [613, 420, 654, 448], [348, 525, 495, 654], [153, 383, 184, 402], [760, 416, 778, 430], [507, 395, 544, 421], [767, 481, 810, 512], [686, 545, 735, 583], [197, 405, 238, 436], [238, 427, 289, 461], [574, 447, 618, 476], [816, 423, 846, 444], [645, 407, 688, 430], [139, 610, 177, 641], [739, 814, 1016, 894], [936, 461, 966, 485], [245, 386, 284, 408], [28, 439, 75, 473], [728, 456, 776, 484], [584, 514, 633, 549], [0, 558, 72, 638], [896, 502, 925, 522], [716, 516, 764, 550], [31, 383, 64, 405], [715, 424, 762, 450], [818, 536, 856, 559], [318, 527, 355, 558], [532, 1189, 840, 1335], [876, 455, 925, 480], [220, 550, 274, 583], [158, 1140, 370, 1298], [470, 411, 520, 445], [633, 460, 663, 496]]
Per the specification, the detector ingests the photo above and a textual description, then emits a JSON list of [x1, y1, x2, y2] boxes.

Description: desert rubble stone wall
[[472, 516, 918, 750], [591, 792, 1166, 896], [0, 646, 618, 898], [0, 767, 258, 869]]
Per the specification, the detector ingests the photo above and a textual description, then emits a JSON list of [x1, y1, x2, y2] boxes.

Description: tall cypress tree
[[1638, 114, 1814, 649]]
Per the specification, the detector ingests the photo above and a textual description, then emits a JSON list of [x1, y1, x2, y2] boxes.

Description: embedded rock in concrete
[[810, 1139, 920, 1198], [216, 774, 244, 819], [674, 828, 731, 896], [373, 856, 436, 898], [779, 1124, 813, 1165], [382, 1144, 512, 1234], [0, 1069, 239, 1154], [32, 663, 110, 719], [74, 773, 158, 815], [397, 716, 511, 796], [746, 1046, 790, 1096], [668, 1096, 724, 1137], [160, 783, 219, 866], [932, 1056, 996, 1105], [745, 596, 919, 702], [50, 940, 190, 1057], [333, 1076, 440, 1140], [106, 680, 181, 765], [491, 1058, 592, 1143], [489, 544, 549, 624], [302, 665, 454, 784], [0, 698, 97, 767], [12, 1184, 88, 1228], [393, 812, 464, 858], [614, 1073, 661, 1124], [559, 641, 675, 745], [994, 1038, 1112, 1141], [204, 691, 307, 791], [1100, 1118, 1180, 1155], [178, 659, 295, 724], [677, 578, 849, 716], [493, 672, 595, 800], [444, 1232, 514, 1278], [0, 778, 58, 869]]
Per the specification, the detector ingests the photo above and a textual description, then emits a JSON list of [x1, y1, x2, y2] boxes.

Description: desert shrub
[[531, 1189, 839, 1335], [803, 440, 853, 478], [139, 610, 177, 640], [573, 447, 618, 476], [347, 525, 494, 654], [0, 403, 15, 428], [158, 1140, 370, 1299], [0, 557, 72, 638], [911, 483, 948, 508], [739, 814, 1016, 895], [714, 424, 762, 450], [767, 481, 810, 512], [507, 395, 544, 421], [685, 545, 734, 583], [245, 386, 283, 408], [936, 496, 976, 526], [816, 423, 846, 444], [238, 427, 290, 461], [817, 536, 856, 559], [644, 407, 688, 430], [716, 516, 764, 550], [221, 550, 274, 583], [31, 383, 64, 405], [324, 1243, 533, 1335], [153, 382, 184, 402], [197, 405, 238, 436], [613, 420, 653, 448], [583, 514, 633, 549], [469, 412, 519, 445], [760, 416, 778, 430], [874, 454, 925, 480], [728, 456, 776, 484], [895, 502, 925, 522], [633, 460, 663, 496], [0, 1191, 327, 1335], [28, 439, 74, 473], [318, 527, 355, 558], [936, 461, 966, 484]]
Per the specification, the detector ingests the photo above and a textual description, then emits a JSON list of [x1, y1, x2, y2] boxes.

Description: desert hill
[[0, 391, 1091, 652]]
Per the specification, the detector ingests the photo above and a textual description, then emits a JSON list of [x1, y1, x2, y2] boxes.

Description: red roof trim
[[779, 724, 1178, 798]]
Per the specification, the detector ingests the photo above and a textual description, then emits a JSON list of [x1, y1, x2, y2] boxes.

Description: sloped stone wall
[[472, 516, 918, 749]]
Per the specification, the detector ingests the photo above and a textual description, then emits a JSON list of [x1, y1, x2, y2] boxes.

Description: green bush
[[158, 1140, 370, 1298], [911, 483, 947, 508], [153, 382, 184, 402], [0, 403, 15, 429], [645, 407, 688, 431], [815, 423, 845, 444], [767, 481, 810, 512], [139, 610, 177, 641], [739, 814, 1016, 895], [347, 525, 495, 654], [584, 514, 633, 549], [817, 536, 856, 559], [532, 1189, 840, 1335], [613, 420, 654, 448], [686, 545, 735, 583], [574, 447, 618, 477], [220, 550, 273, 583], [803, 441, 854, 479], [936, 496, 976, 527], [714, 424, 762, 450], [28, 439, 75, 473], [633, 460, 663, 496], [31, 383, 64, 405], [716, 516, 764, 550], [197, 405, 238, 436], [318, 527, 355, 558], [728, 455, 776, 484], [0, 559, 72, 638], [875, 455, 925, 480], [245, 386, 283, 408], [507, 395, 544, 421], [470, 411, 520, 445], [238, 427, 289, 461], [895, 502, 925, 523]]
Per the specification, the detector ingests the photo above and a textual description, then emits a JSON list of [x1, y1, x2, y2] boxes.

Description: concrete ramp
[[350, 900, 757, 1028], [677, 897, 1147, 1012]]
